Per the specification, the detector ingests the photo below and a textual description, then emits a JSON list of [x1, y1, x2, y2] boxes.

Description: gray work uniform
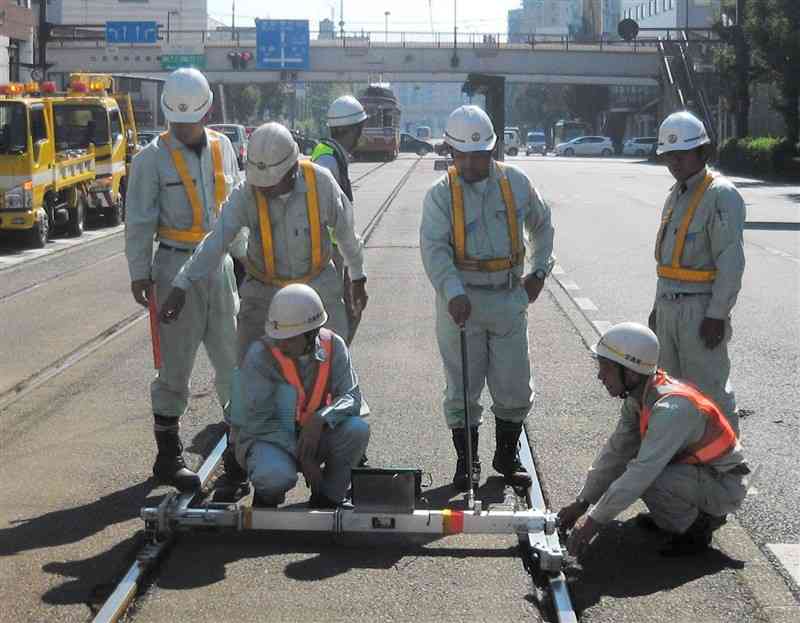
[[578, 381, 749, 534], [173, 162, 365, 362], [233, 332, 369, 502], [420, 161, 555, 429], [125, 128, 241, 420], [654, 166, 746, 433]]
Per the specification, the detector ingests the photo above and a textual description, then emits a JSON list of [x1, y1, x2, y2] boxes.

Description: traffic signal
[[227, 51, 253, 70]]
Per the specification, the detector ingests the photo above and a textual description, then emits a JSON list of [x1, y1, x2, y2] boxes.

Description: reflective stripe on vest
[[640, 369, 736, 465], [270, 328, 333, 428], [448, 163, 523, 272], [158, 130, 227, 244], [251, 160, 325, 286], [655, 171, 718, 283]]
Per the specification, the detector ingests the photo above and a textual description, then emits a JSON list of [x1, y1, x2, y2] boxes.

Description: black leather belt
[[158, 242, 192, 253], [661, 292, 709, 300]]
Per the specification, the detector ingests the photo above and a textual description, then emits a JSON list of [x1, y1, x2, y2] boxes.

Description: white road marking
[[552, 264, 565, 276], [592, 321, 612, 335], [560, 279, 580, 291], [574, 297, 598, 312], [767, 543, 800, 586], [747, 487, 759, 496], [0, 226, 123, 271]]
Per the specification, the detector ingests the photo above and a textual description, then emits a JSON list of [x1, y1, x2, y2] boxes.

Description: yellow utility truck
[[0, 75, 139, 247]]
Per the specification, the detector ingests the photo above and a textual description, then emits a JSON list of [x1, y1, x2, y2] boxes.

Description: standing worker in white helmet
[[311, 95, 369, 343], [558, 322, 749, 557], [125, 68, 242, 492], [160, 121, 367, 363], [231, 284, 370, 508], [649, 111, 746, 434], [420, 105, 555, 492]]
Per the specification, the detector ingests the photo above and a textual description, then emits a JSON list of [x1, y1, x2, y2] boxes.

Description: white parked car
[[623, 136, 658, 157], [503, 128, 522, 156], [208, 123, 248, 169], [555, 136, 614, 157]]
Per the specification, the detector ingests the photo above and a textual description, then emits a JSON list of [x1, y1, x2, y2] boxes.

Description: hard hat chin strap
[[617, 363, 645, 400], [302, 328, 321, 355]]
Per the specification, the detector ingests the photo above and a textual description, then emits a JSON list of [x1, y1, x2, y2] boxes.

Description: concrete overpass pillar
[[463, 73, 506, 161]]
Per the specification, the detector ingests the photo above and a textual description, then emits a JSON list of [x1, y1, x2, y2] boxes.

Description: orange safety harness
[[447, 163, 523, 272], [246, 160, 326, 286], [158, 130, 227, 244], [269, 328, 333, 428], [640, 369, 736, 465], [655, 171, 718, 283]]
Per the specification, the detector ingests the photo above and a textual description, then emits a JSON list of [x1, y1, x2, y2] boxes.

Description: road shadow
[[156, 530, 519, 590], [0, 480, 157, 557], [786, 193, 800, 203], [558, 518, 744, 617]]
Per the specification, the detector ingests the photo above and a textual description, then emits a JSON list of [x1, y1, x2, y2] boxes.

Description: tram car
[[354, 84, 401, 161]]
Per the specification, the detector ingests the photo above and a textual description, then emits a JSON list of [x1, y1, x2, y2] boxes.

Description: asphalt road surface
[[0, 154, 797, 622]]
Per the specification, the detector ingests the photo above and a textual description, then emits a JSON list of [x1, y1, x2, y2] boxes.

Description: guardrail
[[49, 27, 666, 53]]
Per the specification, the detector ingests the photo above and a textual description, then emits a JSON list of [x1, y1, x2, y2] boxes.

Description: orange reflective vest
[[158, 130, 228, 244], [448, 163, 524, 272], [270, 328, 333, 428], [247, 160, 326, 286], [640, 369, 736, 465], [655, 171, 718, 283]]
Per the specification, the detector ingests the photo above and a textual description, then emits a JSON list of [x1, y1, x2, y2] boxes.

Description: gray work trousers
[[655, 293, 738, 434], [151, 247, 238, 420], [237, 263, 348, 363], [435, 285, 534, 429], [642, 463, 748, 534], [246, 417, 370, 502]]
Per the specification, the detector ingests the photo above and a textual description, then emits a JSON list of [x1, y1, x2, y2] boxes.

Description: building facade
[[508, 0, 583, 42], [0, 0, 35, 83], [621, 0, 721, 31]]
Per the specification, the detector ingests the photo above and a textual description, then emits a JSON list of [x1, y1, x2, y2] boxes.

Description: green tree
[[746, 0, 800, 145], [712, 0, 752, 137], [226, 84, 260, 123]]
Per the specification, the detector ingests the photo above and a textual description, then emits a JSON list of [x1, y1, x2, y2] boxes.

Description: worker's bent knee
[[250, 465, 298, 497]]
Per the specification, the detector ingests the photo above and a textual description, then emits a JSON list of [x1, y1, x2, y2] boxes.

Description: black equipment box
[[351, 467, 422, 514]]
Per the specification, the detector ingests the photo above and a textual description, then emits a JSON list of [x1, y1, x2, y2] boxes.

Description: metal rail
[[92, 155, 421, 623], [518, 427, 578, 623]]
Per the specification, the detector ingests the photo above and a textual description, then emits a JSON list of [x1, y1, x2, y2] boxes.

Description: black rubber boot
[[492, 418, 532, 489], [214, 430, 250, 503], [152, 415, 201, 493], [451, 428, 481, 492], [659, 512, 717, 557]]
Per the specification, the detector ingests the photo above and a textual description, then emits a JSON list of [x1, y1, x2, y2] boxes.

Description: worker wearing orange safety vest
[[420, 105, 554, 492], [558, 323, 750, 558], [161, 122, 367, 364], [231, 284, 369, 508], [125, 68, 242, 492], [648, 111, 746, 435]]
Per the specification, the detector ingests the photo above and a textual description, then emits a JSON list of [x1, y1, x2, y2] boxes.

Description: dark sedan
[[400, 133, 434, 156]]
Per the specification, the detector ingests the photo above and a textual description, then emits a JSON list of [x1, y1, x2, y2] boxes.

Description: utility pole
[[232, 0, 236, 41], [733, 0, 750, 137], [36, 0, 51, 80]]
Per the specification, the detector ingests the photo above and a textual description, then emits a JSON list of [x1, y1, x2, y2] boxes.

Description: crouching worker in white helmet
[[420, 105, 555, 492], [311, 95, 368, 344], [125, 67, 243, 492], [160, 121, 367, 363], [650, 110, 745, 435], [558, 322, 750, 558], [231, 284, 370, 508]]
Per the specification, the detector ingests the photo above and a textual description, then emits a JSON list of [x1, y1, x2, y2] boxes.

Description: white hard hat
[[656, 110, 711, 155], [267, 284, 328, 340], [161, 68, 213, 124], [591, 322, 659, 376], [246, 122, 300, 187], [327, 95, 368, 128], [444, 105, 497, 153]]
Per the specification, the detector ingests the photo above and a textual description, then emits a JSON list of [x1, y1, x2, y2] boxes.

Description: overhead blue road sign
[[256, 19, 310, 70], [105, 21, 158, 44]]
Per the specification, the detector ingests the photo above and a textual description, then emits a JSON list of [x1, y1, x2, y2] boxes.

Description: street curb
[[544, 269, 800, 621]]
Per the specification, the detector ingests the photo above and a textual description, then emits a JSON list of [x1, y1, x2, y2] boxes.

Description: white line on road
[[573, 297, 598, 312], [560, 279, 580, 291], [767, 543, 800, 587], [552, 264, 565, 276]]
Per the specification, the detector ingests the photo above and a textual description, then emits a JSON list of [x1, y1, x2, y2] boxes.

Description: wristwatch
[[533, 268, 547, 281]]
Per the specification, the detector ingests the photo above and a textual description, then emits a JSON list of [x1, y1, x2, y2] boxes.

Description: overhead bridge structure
[[47, 31, 661, 87]]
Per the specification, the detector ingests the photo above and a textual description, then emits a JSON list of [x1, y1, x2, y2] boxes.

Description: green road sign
[[160, 54, 206, 70]]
